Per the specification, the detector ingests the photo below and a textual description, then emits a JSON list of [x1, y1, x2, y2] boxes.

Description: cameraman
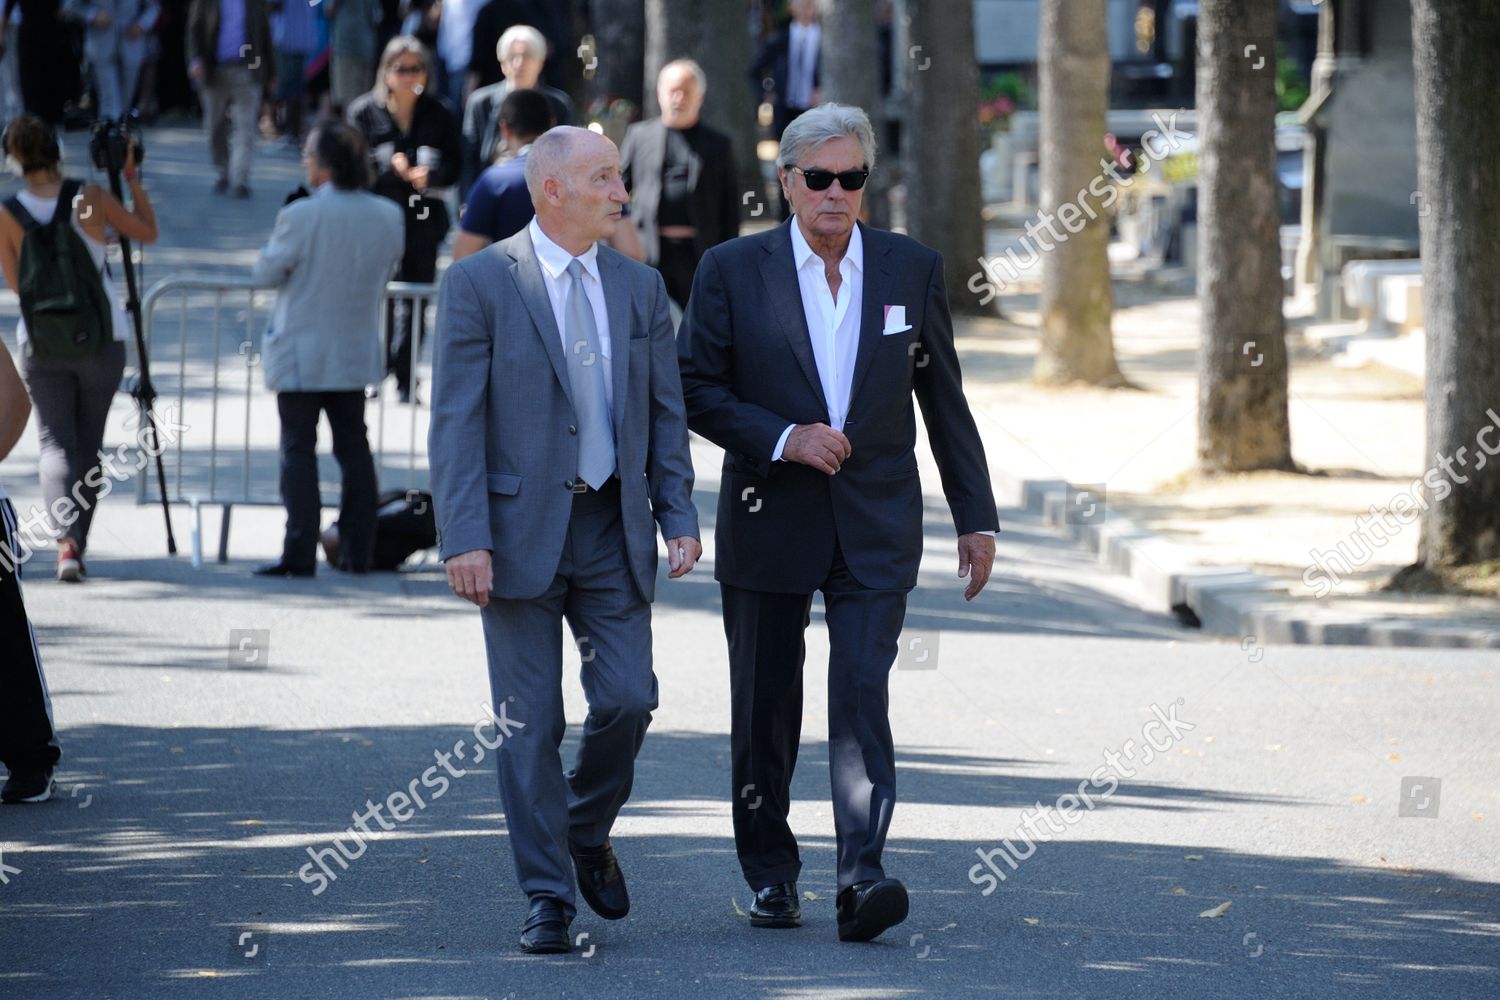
[[0, 114, 157, 582]]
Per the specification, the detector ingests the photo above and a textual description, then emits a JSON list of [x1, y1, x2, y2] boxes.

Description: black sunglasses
[[790, 165, 870, 191], [390, 63, 426, 76]]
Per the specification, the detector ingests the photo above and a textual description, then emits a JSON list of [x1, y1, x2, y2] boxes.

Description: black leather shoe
[[518, 897, 572, 954], [253, 561, 315, 577], [836, 878, 908, 942], [749, 882, 802, 928], [570, 839, 629, 920]]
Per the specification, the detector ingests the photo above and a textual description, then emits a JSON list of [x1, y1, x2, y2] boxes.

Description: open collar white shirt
[[528, 217, 613, 413], [771, 217, 862, 460]]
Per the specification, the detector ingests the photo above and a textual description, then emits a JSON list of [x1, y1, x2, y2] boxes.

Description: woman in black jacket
[[346, 35, 461, 403]]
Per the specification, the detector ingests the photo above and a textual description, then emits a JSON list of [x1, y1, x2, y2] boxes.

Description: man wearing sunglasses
[[677, 103, 998, 943]]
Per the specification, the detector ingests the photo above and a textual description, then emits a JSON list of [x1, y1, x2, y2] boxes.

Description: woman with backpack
[[0, 114, 158, 582]]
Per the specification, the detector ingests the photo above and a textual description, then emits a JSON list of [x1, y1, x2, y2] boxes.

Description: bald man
[[429, 126, 701, 954]]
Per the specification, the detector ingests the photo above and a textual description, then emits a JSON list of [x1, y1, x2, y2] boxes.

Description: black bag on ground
[[324, 489, 437, 570]]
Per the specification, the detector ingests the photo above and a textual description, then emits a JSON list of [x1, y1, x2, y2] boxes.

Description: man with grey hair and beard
[[429, 124, 700, 954], [677, 103, 999, 942]]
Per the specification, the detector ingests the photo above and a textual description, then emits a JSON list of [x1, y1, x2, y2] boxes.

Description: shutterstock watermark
[[298, 700, 525, 895], [1302, 407, 1500, 597], [968, 112, 1194, 305], [0, 404, 189, 573], [968, 700, 1194, 895]]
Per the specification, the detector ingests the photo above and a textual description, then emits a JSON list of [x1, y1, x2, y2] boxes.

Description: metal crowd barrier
[[135, 275, 439, 567]]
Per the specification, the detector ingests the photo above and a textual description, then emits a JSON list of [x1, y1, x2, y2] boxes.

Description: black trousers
[[0, 499, 61, 774], [276, 392, 378, 572], [656, 237, 700, 312], [721, 542, 908, 892]]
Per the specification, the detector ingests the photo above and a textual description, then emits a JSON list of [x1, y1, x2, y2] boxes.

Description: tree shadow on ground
[[1, 725, 1495, 999]]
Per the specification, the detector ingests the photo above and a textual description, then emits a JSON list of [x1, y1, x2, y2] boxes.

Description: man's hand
[[188, 58, 205, 83], [446, 549, 493, 607], [666, 536, 701, 578], [91, 9, 113, 27], [957, 532, 995, 601], [782, 422, 851, 475], [125, 22, 144, 40]]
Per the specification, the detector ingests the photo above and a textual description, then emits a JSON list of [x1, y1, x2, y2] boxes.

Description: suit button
[[568, 425, 577, 435], [564, 479, 575, 490]]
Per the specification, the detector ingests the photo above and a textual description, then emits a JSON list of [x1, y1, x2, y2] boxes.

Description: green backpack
[[5, 179, 114, 361]]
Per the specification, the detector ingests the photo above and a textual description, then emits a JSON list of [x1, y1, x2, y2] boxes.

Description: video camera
[[89, 115, 145, 172]]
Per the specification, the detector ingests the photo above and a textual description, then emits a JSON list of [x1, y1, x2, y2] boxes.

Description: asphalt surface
[[0, 125, 1496, 1000]]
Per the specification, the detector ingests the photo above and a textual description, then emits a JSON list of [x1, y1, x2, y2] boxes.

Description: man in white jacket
[[250, 122, 403, 576]]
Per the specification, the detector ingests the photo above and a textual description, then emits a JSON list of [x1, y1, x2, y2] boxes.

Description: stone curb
[[992, 472, 1500, 649]]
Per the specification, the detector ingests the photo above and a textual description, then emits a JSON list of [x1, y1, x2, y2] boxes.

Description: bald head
[[524, 126, 628, 254]]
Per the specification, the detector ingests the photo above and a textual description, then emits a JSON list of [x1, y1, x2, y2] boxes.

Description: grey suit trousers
[[478, 481, 656, 920]]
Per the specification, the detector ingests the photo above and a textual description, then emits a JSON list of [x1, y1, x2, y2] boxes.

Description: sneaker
[[232, 185, 252, 199], [213, 176, 229, 194], [1, 769, 55, 803], [57, 539, 82, 583]]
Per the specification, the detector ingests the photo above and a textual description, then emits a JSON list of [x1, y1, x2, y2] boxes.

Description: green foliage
[[1276, 56, 1310, 112]]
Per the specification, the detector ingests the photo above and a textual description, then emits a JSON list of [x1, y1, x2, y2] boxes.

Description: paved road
[[0, 126, 1496, 1000]]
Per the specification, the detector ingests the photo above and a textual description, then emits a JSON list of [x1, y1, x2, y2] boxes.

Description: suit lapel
[[759, 223, 829, 416], [598, 249, 631, 439], [506, 229, 575, 410], [848, 223, 893, 414]]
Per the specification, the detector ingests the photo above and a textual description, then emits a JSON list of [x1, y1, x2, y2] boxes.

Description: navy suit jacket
[[677, 221, 999, 593]]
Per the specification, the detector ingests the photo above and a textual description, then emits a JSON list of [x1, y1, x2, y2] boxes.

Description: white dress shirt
[[786, 21, 820, 109], [772, 218, 862, 461], [528, 217, 614, 413]]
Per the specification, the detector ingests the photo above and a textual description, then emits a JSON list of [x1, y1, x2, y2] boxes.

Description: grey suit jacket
[[251, 185, 404, 392], [428, 226, 699, 602]]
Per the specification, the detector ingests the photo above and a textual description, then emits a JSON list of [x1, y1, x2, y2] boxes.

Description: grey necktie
[[564, 258, 615, 489]]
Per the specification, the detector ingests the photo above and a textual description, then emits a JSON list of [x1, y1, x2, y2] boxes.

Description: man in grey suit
[[251, 122, 404, 576], [429, 125, 701, 955]]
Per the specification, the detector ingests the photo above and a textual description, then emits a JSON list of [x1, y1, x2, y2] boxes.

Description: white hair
[[776, 102, 877, 171], [498, 24, 547, 63], [658, 58, 707, 93], [524, 125, 593, 202]]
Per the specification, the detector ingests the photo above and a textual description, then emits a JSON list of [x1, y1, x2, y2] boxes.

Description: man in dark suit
[[677, 103, 998, 943], [619, 59, 740, 310], [430, 125, 701, 954], [749, 0, 822, 139]]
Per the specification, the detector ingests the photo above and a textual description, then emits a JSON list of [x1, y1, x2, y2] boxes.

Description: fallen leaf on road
[[1023, 917, 1040, 925], [1172, 887, 1187, 895], [1199, 901, 1232, 918], [802, 890, 823, 901], [1184, 854, 1204, 862], [1350, 795, 1368, 804], [731, 897, 747, 918]]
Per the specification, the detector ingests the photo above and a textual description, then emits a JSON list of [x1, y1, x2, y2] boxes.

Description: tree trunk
[[903, 0, 986, 313], [1195, 0, 1293, 471], [820, 0, 889, 228], [643, 0, 759, 217], [1411, 0, 1500, 567], [1034, 0, 1125, 385], [589, 0, 646, 115]]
